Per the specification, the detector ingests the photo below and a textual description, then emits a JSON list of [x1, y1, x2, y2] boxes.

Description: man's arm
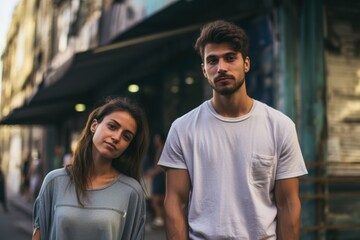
[[275, 177, 301, 240], [164, 167, 191, 240]]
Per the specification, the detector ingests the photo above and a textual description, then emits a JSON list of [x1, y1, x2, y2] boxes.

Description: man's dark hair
[[194, 20, 249, 61]]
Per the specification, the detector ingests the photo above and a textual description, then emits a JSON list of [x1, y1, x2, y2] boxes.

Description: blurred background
[[0, 0, 360, 239]]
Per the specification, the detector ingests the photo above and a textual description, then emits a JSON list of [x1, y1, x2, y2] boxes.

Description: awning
[[1, 27, 198, 125], [0, 0, 271, 125], [0, 101, 78, 125], [30, 25, 200, 105]]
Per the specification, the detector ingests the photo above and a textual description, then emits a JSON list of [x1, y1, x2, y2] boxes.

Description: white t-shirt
[[158, 100, 308, 240]]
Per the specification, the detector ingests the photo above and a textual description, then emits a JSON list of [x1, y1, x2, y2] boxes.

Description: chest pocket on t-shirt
[[250, 153, 275, 188]]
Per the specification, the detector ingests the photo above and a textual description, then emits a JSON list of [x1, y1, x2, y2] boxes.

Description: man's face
[[202, 42, 250, 95]]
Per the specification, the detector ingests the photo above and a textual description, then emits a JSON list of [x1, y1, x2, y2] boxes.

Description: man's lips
[[215, 75, 234, 83]]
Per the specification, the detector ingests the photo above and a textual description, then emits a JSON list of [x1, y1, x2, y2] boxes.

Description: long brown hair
[[66, 97, 149, 206]]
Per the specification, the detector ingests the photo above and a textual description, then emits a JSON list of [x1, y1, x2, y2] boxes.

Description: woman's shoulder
[[43, 168, 69, 184], [37, 168, 70, 197], [117, 175, 143, 196]]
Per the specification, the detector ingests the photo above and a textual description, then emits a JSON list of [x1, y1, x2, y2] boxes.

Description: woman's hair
[[194, 20, 249, 61], [66, 97, 149, 206]]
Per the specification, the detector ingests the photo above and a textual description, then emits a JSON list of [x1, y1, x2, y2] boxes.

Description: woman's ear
[[90, 119, 98, 133]]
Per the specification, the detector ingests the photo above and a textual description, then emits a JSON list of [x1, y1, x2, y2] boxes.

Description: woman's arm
[[32, 228, 40, 240]]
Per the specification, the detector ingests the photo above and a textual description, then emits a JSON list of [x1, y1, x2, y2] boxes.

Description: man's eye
[[207, 58, 217, 64], [226, 55, 236, 62]]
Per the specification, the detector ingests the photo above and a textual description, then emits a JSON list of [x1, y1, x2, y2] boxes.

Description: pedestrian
[[63, 141, 77, 166], [158, 20, 308, 239], [0, 166, 8, 213], [52, 145, 64, 169], [21, 153, 31, 202], [29, 151, 44, 202], [32, 97, 149, 240], [144, 133, 166, 227]]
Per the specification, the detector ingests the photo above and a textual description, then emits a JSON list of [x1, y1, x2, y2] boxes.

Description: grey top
[[33, 168, 145, 240]]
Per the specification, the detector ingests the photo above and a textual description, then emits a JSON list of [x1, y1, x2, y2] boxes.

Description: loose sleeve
[[122, 189, 146, 240], [32, 173, 55, 240], [130, 195, 146, 240], [32, 197, 40, 230]]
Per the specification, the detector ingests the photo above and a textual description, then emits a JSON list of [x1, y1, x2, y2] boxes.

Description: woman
[[32, 97, 149, 240]]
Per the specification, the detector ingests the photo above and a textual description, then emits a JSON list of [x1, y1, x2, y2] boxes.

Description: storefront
[[1, 0, 274, 155]]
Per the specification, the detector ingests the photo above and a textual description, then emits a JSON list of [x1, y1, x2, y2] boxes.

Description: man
[[158, 20, 308, 239]]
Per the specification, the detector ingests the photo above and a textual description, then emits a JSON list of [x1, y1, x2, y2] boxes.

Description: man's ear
[[244, 56, 250, 73], [201, 63, 207, 78]]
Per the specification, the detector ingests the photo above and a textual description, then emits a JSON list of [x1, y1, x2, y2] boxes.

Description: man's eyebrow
[[206, 50, 237, 58], [205, 54, 218, 60]]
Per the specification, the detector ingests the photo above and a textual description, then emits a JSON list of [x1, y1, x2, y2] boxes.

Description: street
[[0, 192, 32, 240], [0, 192, 165, 240]]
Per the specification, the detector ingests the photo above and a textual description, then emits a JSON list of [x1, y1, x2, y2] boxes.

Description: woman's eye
[[108, 123, 117, 130], [123, 134, 132, 142]]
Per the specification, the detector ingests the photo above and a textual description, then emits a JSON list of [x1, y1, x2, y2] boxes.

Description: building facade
[[1, 0, 360, 239]]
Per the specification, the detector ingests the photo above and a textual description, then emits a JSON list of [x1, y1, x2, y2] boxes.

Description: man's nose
[[217, 59, 227, 73]]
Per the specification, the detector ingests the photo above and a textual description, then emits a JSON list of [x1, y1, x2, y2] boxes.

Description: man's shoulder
[[173, 101, 208, 126], [254, 100, 294, 124]]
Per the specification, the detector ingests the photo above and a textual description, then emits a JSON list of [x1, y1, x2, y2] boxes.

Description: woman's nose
[[112, 131, 122, 144], [112, 137, 119, 144]]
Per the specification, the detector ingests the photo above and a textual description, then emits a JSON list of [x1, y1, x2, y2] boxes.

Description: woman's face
[[90, 111, 137, 160]]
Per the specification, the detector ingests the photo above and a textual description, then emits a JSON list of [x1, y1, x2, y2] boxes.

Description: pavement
[[0, 192, 32, 240], [0, 192, 166, 240]]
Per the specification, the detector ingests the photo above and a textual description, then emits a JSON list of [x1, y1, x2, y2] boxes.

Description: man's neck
[[211, 93, 253, 118]]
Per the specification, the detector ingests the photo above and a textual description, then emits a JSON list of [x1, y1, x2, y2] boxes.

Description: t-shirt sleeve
[[32, 173, 54, 239], [32, 197, 40, 229], [276, 123, 308, 180], [121, 184, 146, 240], [131, 196, 146, 240], [158, 122, 187, 169]]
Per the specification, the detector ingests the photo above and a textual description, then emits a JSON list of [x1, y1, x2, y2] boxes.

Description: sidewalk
[[0, 192, 32, 240], [9, 192, 33, 235]]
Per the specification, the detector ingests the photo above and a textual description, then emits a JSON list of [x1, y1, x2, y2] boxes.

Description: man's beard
[[213, 78, 245, 95]]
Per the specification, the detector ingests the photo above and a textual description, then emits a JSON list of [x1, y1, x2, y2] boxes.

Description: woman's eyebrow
[[109, 119, 121, 126], [109, 119, 136, 135]]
